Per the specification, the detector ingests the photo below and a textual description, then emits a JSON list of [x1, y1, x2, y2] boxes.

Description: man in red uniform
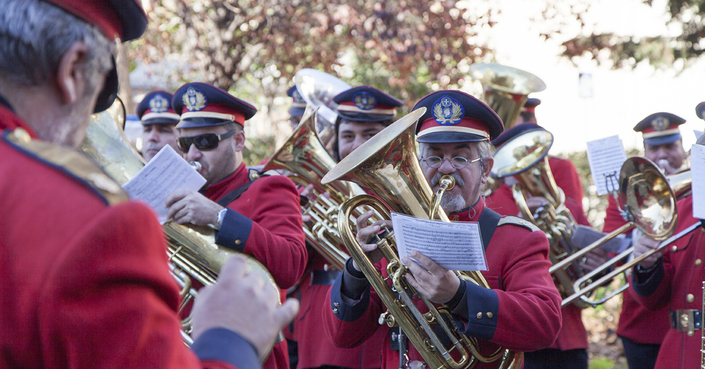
[[322, 90, 562, 369], [138, 90, 181, 161], [485, 123, 598, 368], [0, 1, 298, 368], [629, 191, 703, 369], [166, 82, 308, 369], [602, 112, 685, 369]]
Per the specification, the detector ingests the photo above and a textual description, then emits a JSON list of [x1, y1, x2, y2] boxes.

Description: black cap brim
[[416, 131, 488, 144]]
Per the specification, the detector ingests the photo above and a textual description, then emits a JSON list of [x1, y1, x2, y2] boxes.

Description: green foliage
[[589, 357, 615, 369], [243, 136, 277, 167]]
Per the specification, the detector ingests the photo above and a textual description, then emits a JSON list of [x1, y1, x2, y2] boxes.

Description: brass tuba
[[491, 128, 593, 307], [80, 98, 279, 356], [294, 68, 351, 151], [262, 106, 367, 270], [322, 108, 521, 369], [469, 63, 546, 130]]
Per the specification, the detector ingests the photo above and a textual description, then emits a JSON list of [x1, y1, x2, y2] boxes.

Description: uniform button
[[476, 312, 483, 319], [235, 239, 241, 245], [486, 312, 493, 319], [688, 331, 695, 337], [687, 294, 695, 303], [672, 245, 678, 252], [333, 308, 339, 314], [696, 259, 702, 266], [334, 302, 339, 307]]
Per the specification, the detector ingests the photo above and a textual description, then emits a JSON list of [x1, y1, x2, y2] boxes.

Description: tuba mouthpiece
[[190, 161, 202, 172]]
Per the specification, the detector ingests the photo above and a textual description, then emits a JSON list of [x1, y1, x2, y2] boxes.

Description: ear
[[55, 41, 90, 105], [480, 156, 494, 184], [233, 130, 246, 152]]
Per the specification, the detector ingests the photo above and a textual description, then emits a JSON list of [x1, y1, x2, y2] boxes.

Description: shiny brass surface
[[80, 98, 278, 356], [262, 106, 364, 270], [492, 129, 596, 307], [469, 63, 546, 129], [294, 68, 351, 151], [558, 157, 678, 307], [325, 108, 520, 369]]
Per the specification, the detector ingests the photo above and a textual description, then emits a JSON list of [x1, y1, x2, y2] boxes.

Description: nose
[[146, 129, 160, 142], [185, 144, 202, 161], [350, 135, 367, 153], [437, 157, 457, 174]]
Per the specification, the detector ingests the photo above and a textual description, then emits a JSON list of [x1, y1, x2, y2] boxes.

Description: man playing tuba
[[322, 91, 562, 369]]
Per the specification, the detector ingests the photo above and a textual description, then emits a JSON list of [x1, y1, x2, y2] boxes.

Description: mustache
[[430, 172, 465, 188]]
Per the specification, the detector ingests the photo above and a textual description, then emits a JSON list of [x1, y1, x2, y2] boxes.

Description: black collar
[[0, 93, 15, 112]]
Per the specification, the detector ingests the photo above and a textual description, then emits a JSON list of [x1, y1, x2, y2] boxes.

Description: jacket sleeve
[[630, 256, 673, 311], [322, 261, 385, 348], [40, 202, 253, 369], [451, 228, 562, 351], [216, 175, 307, 289]]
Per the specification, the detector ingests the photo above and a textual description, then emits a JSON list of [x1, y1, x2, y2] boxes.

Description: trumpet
[[80, 97, 279, 354], [322, 108, 520, 369], [556, 157, 679, 307]]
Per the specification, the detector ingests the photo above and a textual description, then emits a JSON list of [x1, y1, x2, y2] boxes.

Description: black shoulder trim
[[3, 129, 128, 206], [478, 208, 502, 251]]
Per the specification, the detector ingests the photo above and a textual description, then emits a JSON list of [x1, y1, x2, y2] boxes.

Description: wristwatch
[[215, 208, 227, 230]]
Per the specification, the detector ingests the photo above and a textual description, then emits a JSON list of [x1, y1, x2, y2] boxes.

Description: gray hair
[[0, 0, 114, 93]]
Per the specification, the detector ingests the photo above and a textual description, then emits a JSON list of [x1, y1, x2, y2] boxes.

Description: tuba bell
[[294, 68, 351, 151], [469, 63, 546, 130], [80, 97, 279, 356], [262, 106, 369, 270], [322, 108, 521, 369]]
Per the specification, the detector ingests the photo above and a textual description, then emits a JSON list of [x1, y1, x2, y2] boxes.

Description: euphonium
[[322, 108, 520, 369], [79, 98, 278, 354], [469, 63, 546, 130], [491, 128, 592, 308], [262, 106, 366, 270]]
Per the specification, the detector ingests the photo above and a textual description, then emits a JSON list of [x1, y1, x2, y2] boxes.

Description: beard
[[430, 172, 469, 214]]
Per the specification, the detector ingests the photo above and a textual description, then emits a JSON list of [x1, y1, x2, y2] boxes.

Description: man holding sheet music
[[165, 82, 307, 369], [601, 112, 687, 369], [322, 91, 562, 369]]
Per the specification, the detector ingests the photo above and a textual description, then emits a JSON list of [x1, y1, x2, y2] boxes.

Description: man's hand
[[352, 210, 390, 271], [165, 190, 223, 226], [191, 256, 299, 360], [579, 248, 609, 272], [633, 235, 665, 268], [403, 251, 460, 304]]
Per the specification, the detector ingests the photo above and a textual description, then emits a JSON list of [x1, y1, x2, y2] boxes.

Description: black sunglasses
[[177, 131, 236, 153]]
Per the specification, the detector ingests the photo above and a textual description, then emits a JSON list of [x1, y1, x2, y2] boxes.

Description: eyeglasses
[[421, 156, 482, 169], [177, 131, 236, 153]]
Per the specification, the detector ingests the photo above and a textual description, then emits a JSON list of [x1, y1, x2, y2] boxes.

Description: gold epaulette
[[498, 215, 540, 232], [5, 128, 128, 206]]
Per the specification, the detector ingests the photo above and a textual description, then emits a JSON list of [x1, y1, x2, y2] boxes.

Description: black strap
[[478, 207, 502, 252], [216, 179, 256, 207]]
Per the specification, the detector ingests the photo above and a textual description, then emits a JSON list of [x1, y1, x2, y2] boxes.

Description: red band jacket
[[204, 164, 308, 369], [485, 183, 589, 351], [631, 195, 704, 369], [0, 103, 253, 369], [322, 199, 562, 369]]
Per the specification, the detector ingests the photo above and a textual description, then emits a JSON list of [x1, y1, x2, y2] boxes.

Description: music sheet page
[[390, 212, 488, 271], [586, 135, 627, 195], [691, 144, 705, 219], [121, 145, 206, 224]]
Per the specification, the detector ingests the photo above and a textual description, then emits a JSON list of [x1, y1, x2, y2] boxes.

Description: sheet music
[[586, 135, 627, 195], [691, 144, 705, 219], [122, 145, 206, 224], [390, 212, 488, 271]]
